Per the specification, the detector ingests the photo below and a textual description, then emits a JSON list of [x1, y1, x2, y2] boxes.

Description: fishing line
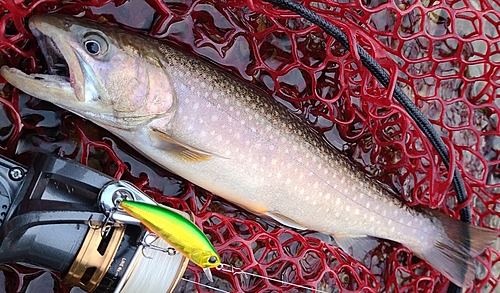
[[180, 263, 331, 293], [181, 278, 231, 293], [261, 1, 470, 292]]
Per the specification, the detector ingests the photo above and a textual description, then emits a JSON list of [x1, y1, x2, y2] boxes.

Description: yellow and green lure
[[119, 200, 220, 280]]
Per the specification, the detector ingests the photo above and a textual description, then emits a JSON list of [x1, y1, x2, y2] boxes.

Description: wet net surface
[[0, 0, 499, 292]]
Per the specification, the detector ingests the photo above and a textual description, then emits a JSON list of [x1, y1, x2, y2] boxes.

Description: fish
[[118, 200, 220, 281], [0, 14, 497, 288]]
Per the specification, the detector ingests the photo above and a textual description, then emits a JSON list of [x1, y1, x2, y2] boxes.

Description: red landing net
[[0, 0, 499, 292]]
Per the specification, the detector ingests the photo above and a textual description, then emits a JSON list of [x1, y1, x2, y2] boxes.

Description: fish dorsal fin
[[265, 211, 308, 230], [334, 234, 380, 261], [151, 127, 226, 162]]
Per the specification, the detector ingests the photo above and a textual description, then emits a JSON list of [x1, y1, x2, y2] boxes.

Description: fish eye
[[208, 256, 218, 264], [85, 40, 100, 55], [82, 33, 109, 56]]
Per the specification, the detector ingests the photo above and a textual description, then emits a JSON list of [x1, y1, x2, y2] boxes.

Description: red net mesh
[[0, 0, 499, 292]]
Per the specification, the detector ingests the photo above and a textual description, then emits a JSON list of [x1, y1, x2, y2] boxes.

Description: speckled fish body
[[1, 14, 497, 287], [119, 200, 220, 270]]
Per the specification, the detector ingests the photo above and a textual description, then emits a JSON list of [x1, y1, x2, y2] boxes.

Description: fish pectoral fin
[[265, 212, 308, 230], [151, 128, 227, 162], [334, 234, 380, 261]]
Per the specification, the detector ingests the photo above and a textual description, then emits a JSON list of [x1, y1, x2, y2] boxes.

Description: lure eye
[[82, 33, 109, 56], [208, 256, 218, 264]]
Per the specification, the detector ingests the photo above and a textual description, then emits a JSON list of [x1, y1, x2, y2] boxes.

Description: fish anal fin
[[265, 212, 308, 230], [334, 234, 380, 261], [417, 212, 499, 288], [151, 127, 225, 162]]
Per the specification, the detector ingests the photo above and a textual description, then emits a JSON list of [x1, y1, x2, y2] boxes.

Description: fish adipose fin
[[152, 128, 227, 162], [419, 213, 498, 287]]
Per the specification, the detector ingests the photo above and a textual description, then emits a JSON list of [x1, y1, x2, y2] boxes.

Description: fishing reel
[[0, 152, 190, 293]]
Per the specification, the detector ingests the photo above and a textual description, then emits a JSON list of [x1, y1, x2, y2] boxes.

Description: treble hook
[[140, 232, 178, 259], [86, 214, 101, 230], [100, 207, 118, 238]]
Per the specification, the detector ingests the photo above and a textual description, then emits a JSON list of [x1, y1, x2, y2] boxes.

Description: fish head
[[191, 250, 221, 269], [1, 14, 176, 130]]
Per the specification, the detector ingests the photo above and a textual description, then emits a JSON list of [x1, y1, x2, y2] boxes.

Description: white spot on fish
[[325, 193, 331, 200], [285, 178, 291, 184], [345, 205, 350, 212], [354, 209, 359, 215], [299, 188, 305, 195], [365, 202, 370, 209], [335, 198, 340, 205]]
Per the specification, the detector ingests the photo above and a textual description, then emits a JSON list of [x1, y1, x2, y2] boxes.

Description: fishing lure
[[119, 200, 220, 281]]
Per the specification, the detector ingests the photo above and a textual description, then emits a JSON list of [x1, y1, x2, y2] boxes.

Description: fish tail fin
[[418, 213, 498, 288]]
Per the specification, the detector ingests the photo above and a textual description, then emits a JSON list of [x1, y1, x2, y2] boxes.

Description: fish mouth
[[28, 14, 90, 103], [34, 28, 70, 79], [0, 14, 90, 104]]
